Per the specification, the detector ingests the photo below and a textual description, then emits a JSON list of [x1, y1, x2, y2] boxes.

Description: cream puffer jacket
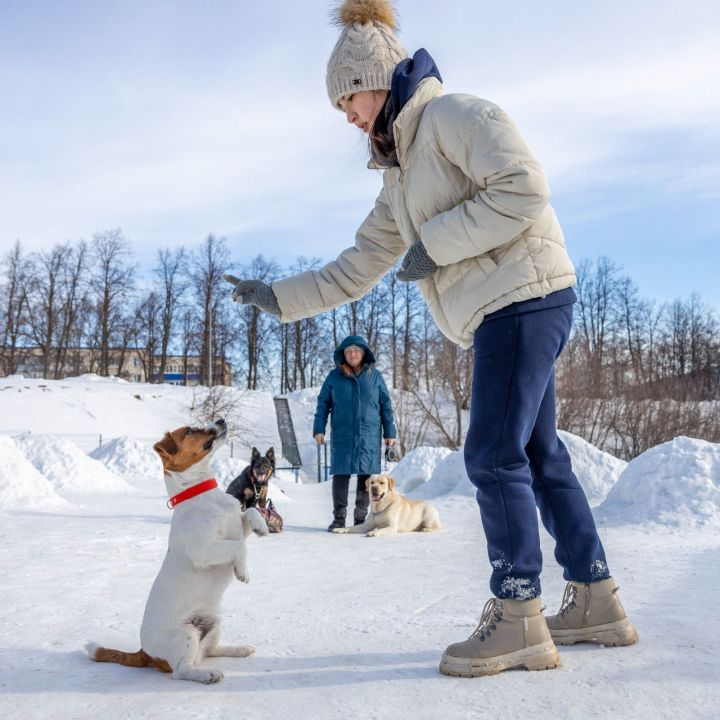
[[272, 78, 575, 349]]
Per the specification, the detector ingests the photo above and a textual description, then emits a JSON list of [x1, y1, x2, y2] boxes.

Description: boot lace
[[469, 598, 503, 642], [558, 582, 578, 617]]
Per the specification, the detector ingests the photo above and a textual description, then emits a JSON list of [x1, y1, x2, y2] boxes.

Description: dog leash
[[167, 479, 218, 509]]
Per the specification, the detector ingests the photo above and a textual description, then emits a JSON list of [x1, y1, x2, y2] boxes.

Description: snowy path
[[1, 479, 719, 720]]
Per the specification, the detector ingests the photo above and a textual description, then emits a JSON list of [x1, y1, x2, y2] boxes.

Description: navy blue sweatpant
[[464, 303, 609, 600]]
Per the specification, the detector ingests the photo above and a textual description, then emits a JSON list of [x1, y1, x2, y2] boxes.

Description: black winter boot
[[328, 516, 346, 532], [354, 474, 370, 525]]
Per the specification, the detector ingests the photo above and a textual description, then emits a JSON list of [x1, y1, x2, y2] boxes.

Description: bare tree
[[189, 384, 254, 440], [399, 281, 423, 391], [383, 269, 401, 389], [154, 247, 187, 383], [179, 307, 198, 385], [89, 229, 136, 376], [574, 257, 621, 396], [0, 241, 30, 375], [53, 241, 89, 378], [189, 234, 230, 386], [280, 257, 331, 391], [391, 389, 430, 453], [236, 255, 279, 390], [132, 290, 162, 381]]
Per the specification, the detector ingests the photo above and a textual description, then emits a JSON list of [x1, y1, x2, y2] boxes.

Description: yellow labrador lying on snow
[[87, 418, 268, 683], [333, 474, 441, 536]]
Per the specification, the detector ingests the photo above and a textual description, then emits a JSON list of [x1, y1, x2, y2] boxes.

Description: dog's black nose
[[216, 418, 226, 426]]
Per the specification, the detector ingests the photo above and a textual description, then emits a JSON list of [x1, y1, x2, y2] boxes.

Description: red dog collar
[[167, 479, 218, 509]]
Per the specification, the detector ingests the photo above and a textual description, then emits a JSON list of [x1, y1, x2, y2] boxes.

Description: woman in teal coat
[[313, 335, 396, 531]]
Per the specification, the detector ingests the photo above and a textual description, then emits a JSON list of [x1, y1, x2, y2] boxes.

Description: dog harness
[[167, 479, 218, 509]]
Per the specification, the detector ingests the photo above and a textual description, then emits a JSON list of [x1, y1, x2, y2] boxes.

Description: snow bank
[[89, 435, 163, 485], [64, 373, 128, 383], [411, 451, 474, 499], [13, 433, 130, 494], [597, 436, 720, 527], [391, 446, 454, 493], [0, 436, 70, 511], [408, 432, 624, 503], [558, 430, 626, 506]]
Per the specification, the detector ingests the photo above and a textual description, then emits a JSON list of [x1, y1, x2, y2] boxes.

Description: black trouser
[[332, 474, 370, 524]]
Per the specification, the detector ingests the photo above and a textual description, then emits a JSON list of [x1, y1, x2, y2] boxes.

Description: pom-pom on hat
[[326, 0, 408, 109]]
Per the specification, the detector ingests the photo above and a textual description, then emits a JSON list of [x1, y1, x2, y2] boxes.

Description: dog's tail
[[86, 642, 172, 673], [241, 506, 269, 538]]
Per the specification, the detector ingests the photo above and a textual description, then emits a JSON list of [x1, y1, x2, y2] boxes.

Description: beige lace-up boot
[[546, 577, 639, 646], [439, 597, 561, 677]]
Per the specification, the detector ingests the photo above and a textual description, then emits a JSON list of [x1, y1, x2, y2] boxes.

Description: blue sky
[[1, 0, 719, 307]]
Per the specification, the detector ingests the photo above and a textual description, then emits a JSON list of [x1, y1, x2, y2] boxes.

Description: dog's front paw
[[245, 507, 269, 536], [227, 644, 255, 657], [202, 668, 224, 684], [367, 529, 382, 537], [331, 527, 350, 534], [234, 566, 250, 583]]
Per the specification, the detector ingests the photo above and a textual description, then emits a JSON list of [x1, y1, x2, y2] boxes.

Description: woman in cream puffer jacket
[[224, 0, 637, 678], [270, 75, 575, 349]]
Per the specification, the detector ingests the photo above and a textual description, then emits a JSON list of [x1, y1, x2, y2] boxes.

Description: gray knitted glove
[[223, 275, 281, 316], [396, 241, 438, 282]]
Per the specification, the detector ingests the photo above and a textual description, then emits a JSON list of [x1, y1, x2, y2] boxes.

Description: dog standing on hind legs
[[87, 418, 268, 684]]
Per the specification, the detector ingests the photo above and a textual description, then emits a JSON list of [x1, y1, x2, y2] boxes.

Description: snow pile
[[597, 436, 720, 527], [558, 430, 626, 506], [408, 432, 624, 503], [411, 450, 474, 499], [89, 435, 163, 485], [0, 436, 70, 511], [64, 373, 129, 383], [0, 375, 282, 457], [391, 446, 453, 493], [13, 433, 130, 494]]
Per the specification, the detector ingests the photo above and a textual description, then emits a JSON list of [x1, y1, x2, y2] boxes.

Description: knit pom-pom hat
[[326, 0, 408, 108]]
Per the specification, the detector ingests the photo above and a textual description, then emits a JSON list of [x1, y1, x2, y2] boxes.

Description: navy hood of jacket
[[333, 335, 376, 368], [390, 48, 442, 119]]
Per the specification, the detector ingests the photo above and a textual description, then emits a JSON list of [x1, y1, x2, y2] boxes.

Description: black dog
[[226, 447, 276, 510]]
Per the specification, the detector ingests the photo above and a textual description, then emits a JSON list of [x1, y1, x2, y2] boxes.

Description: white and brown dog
[[87, 418, 267, 683], [333, 473, 441, 536]]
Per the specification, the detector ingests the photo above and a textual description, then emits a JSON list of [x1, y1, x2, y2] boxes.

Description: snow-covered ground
[[1, 375, 719, 720]]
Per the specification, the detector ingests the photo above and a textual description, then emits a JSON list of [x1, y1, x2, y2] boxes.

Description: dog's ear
[[266, 447, 275, 462], [251, 446, 260, 460], [365, 477, 371, 491], [387, 475, 395, 491], [154, 432, 179, 468]]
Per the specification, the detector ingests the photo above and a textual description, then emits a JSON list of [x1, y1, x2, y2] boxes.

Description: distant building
[[2, 346, 232, 386]]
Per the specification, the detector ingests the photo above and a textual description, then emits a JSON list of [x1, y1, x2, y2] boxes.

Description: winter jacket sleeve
[[420, 96, 551, 267], [378, 373, 396, 439], [271, 186, 406, 322], [313, 374, 333, 437]]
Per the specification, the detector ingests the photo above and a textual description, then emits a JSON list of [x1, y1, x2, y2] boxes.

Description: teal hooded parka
[[313, 336, 396, 475]]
